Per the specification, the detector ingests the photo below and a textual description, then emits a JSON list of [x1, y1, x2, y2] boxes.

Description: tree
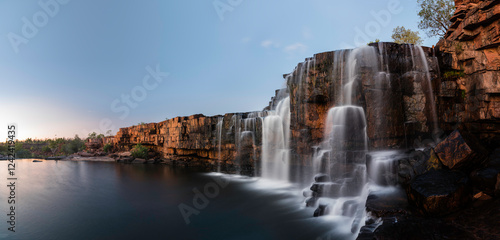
[[48, 140, 59, 156], [131, 143, 149, 159], [103, 143, 112, 153], [88, 132, 97, 139], [417, 0, 455, 38], [392, 26, 423, 45], [62, 135, 86, 154]]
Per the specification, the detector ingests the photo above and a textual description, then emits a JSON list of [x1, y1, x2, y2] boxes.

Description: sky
[[0, 0, 441, 140]]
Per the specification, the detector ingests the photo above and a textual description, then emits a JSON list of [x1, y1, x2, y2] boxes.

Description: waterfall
[[309, 46, 380, 235], [261, 96, 291, 181], [216, 117, 223, 172], [415, 45, 439, 139]]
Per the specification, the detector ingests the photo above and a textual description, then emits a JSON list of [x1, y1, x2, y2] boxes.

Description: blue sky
[[0, 0, 441, 140]]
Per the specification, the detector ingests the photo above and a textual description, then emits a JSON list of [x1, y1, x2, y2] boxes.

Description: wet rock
[[433, 130, 488, 170], [313, 204, 329, 217], [365, 188, 410, 218], [302, 188, 313, 197], [305, 197, 317, 207], [131, 158, 146, 164], [407, 169, 472, 215], [397, 150, 428, 185], [314, 174, 330, 182]]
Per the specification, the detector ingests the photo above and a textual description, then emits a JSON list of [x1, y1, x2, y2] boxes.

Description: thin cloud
[[241, 37, 252, 44], [261, 40, 274, 48], [284, 43, 307, 53]]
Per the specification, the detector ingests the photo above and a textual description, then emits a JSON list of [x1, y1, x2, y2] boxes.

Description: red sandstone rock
[[437, 0, 500, 142], [433, 130, 488, 170]]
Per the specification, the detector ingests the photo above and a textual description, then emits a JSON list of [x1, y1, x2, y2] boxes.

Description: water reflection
[[0, 160, 351, 240]]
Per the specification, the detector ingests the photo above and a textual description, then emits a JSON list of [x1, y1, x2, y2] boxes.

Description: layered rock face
[[436, 0, 500, 146], [113, 113, 262, 172]]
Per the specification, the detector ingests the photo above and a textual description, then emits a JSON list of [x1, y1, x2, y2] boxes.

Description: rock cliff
[[436, 0, 500, 148], [105, 0, 499, 174]]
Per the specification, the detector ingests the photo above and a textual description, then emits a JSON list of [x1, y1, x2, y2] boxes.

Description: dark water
[[0, 160, 353, 240]]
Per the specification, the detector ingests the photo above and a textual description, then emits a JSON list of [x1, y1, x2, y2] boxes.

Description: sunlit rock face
[[113, 113, 263, 173], [436, 0, 500, 146]]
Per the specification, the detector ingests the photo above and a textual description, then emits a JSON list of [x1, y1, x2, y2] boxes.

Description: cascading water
[[261, 91, 291, 182], [414, 45, 439, 138], [235, 43, 439, 238], [307, 47, 379, 235], [216, 117, 223, 172], [406, 45, 440, 142]]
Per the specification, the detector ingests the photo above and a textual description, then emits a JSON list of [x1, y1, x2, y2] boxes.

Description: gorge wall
[[108, 0, 499, 173], [436, 0, 500, 148]]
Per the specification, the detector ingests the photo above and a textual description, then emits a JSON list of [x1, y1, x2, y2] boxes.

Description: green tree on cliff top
[[392, 26, 423, 45], [417, 0, 455, 38]]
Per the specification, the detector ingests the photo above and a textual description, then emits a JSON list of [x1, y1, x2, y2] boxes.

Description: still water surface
[[0, 160, 353, 240]]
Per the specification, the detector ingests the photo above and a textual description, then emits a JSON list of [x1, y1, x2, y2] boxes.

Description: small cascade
[[228, 112, 264, 175], [262, 92, 291, 182], [366, 151, 401, 186], [414, 45, 439, 138], [216, 117, 223, 172], [406, 45, 440, 142]]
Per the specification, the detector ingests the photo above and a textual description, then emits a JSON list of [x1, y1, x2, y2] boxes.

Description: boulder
[[365, 188, 409, 218], [407, 169, 472, 215], [433, 130, 488, 170], [305, 197, 317, 207], [314, 174, 330, 183], [313, 204, 329, 217], [118, 151, 132, 157], [131, 158, 146, 164]]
